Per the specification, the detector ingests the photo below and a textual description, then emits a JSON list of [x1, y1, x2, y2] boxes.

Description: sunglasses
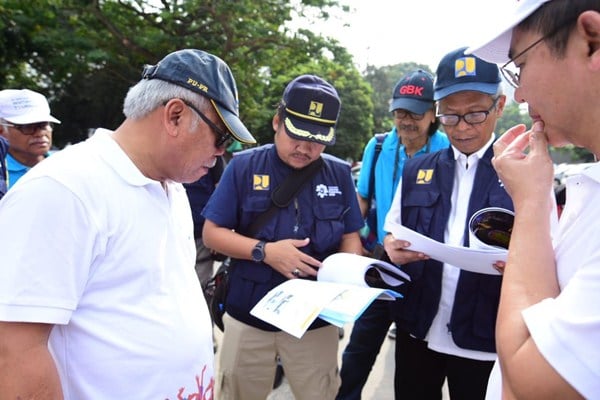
[[181, 100, 232, 149], [4, 122, 53, 135], [394, 109, 425, 121], [469, 208, 514, 250]]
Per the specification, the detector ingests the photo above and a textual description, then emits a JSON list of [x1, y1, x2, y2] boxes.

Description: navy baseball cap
[[142, 49, 256, 144], [389, 69, 435, 114], [281, 74, 341, 146], [434, 47, 501, 101]]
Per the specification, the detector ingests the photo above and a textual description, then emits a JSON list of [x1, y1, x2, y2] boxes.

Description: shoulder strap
[[367, 133, 387, 207], [247, 157, 324, 237]]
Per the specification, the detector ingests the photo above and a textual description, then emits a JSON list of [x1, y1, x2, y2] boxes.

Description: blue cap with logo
[[434, 47, 501, 101], [281, 74, 341, 146], [389, 69, 435, 114], [141, 49, 256, 144]]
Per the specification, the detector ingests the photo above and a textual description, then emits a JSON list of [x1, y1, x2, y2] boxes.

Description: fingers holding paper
[[383, 234, 429, 266]]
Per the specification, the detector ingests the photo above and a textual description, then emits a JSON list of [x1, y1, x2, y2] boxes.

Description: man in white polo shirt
[[0, 49, 256, 400]]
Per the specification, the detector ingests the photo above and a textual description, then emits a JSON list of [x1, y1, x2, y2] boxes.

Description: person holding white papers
[[469, 0, 600, 398], [383, 47, 512, 400], [202, 75, 363, 400]]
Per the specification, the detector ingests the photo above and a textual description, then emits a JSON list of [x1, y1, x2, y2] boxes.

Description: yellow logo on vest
[[253, 174, 270, 190], [308, 101, 323, 118], [416, 169, 434, 184]]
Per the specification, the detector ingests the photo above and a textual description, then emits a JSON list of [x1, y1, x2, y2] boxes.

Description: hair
[[428, 118, 441, 137], [123, 79, 210, 130], [275, 101, 287, 126], [519, 0, 600, 57]]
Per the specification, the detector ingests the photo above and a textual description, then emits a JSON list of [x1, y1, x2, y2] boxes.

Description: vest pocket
[[311, 203, 345, 254], [402, 190, 440, 232]]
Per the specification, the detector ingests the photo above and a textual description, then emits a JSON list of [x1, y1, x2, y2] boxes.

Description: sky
[[311, 0, 504, 71]]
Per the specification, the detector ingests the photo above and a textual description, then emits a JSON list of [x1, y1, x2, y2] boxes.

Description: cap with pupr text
[[142, 49, 256, 144]]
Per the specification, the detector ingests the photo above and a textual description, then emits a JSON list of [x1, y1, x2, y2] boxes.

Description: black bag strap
[[367, 133, 387, 209], [247, 157, 325, 237]]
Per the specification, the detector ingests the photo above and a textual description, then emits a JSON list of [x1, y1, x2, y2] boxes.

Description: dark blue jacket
[[183, 156, 225, 238], [202, 145, 364, 331], [394, 143, 512, 352]]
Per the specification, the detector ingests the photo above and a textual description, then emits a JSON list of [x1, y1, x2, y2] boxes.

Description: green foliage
[[495, 100, 529, 135], [1, 0, 372, 161]]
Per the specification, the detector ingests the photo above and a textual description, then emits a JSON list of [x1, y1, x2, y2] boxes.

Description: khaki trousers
[[216, 313, 340, 400]]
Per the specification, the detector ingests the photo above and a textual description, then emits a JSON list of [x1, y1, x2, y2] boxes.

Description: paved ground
[[215, 323, 449, 400]]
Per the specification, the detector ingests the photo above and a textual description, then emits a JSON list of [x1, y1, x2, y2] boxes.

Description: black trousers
[[394, 329, 494, 400]]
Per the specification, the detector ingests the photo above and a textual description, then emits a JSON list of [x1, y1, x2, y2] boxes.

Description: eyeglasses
[[394, 109, 425, 121], [501, 20, 575, 88], [436, 98, 499, 126], [4, 122, 53, 135], [179, 100, 232, 149]]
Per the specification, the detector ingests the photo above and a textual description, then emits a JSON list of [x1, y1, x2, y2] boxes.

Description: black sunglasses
[[165, 99, 232, 148]]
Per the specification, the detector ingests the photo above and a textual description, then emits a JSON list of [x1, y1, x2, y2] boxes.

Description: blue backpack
[[360, 133, 387, 252]]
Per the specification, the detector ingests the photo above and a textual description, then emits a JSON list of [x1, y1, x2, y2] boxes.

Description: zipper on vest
[[293, 197, 300, 234]]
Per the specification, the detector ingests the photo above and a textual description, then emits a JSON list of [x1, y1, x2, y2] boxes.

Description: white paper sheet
[[250, 253, 404, 338], [389, 225, 507, 275]]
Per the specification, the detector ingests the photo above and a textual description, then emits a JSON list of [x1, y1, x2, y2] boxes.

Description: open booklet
[[389, 207, 514, 276], [250, 252, 409, 338]]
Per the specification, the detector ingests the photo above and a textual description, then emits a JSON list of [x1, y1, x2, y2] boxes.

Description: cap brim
[[465, 0, 551, 63], [211, 100, 256, 144], [389, 98, 433, 114], [283, 115, 336, 146], [434, 82, 500, 101], [5, 113, 61, 125]]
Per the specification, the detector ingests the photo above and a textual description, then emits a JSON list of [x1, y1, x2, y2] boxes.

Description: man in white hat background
[[467, 0, 600, 399], [0, 89, 61, 188]]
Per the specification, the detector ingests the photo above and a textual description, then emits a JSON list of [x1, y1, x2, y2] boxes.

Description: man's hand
[[383, 234, 429, 265], [492, 121, 554, 211], [263, 238, 322, 279]]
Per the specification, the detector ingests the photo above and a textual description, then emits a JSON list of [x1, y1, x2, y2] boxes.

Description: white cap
[[466, 0, 551, 63], [0, 89, 61, 124]]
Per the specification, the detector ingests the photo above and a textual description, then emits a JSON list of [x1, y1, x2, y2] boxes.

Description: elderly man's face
[[2, 122, 53, 164], [437, 91, 505, 155]]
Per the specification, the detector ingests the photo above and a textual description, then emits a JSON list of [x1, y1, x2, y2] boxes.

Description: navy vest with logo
[[395, 143, 513, 353]]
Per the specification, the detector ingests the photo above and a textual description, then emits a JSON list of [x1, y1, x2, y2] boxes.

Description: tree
[[495, 100, 528, 135], [0, 0, 372, 161]]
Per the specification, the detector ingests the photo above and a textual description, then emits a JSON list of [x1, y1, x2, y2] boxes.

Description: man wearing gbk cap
[[0, 49, 254, 399], [383, 48, 513, 400], [202, 74, 364, 400], [337, 70, 449, 400]]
